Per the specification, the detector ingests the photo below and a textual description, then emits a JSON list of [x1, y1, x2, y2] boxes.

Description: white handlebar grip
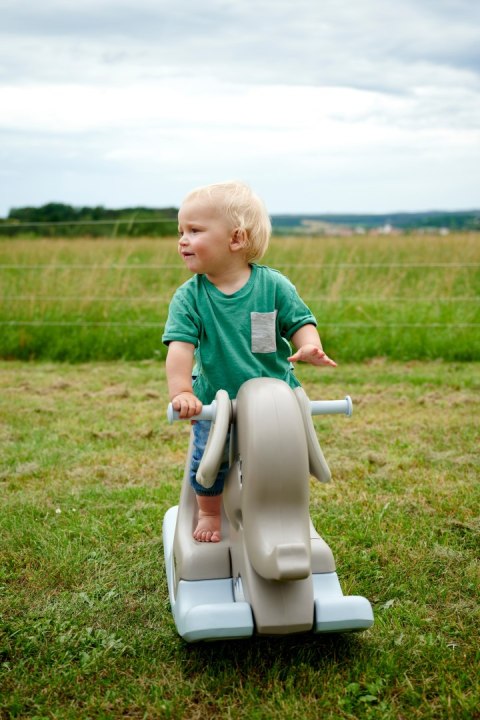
[[167, 400, 217, 424], [310, 396, 352, 417], [167, 395, 352, 422]]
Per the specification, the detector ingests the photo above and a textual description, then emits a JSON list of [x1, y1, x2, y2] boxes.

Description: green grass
[[1, 359, 478, 718], [1, 232, 479, 361]]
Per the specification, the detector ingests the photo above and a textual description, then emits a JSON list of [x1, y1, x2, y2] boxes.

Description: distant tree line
[[0, 202, 178, 237]]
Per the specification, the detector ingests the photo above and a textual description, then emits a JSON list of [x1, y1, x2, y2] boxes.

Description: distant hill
[[1, 203, 479, 236], [271, 210, 480, 233]]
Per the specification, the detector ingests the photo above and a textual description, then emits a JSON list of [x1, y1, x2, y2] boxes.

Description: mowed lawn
[[1, 359, 478, 719]]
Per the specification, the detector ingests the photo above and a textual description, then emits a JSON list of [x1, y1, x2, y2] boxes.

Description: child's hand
[[288, 345, 337, 367], [171, 392, 203, 419]]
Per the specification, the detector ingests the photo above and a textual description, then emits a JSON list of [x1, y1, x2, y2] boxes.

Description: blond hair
[[182, 181, 271, 262]]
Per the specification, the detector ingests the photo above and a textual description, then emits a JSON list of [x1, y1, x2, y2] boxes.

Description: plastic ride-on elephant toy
[[163, 377, 374, 642]]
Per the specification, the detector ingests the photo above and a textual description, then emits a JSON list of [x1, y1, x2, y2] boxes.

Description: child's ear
[[230, 228, 248, 252]]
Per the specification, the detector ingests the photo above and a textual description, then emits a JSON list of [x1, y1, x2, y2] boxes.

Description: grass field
[[1, 232, 479, 361], [1, 359, 478, 719]]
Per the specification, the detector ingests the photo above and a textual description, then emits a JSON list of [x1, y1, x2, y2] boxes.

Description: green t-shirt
[[162, 264, 317, 404]]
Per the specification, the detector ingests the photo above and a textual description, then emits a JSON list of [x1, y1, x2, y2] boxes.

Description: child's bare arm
[[165, 341, 203, 418], [288, 324, 337, 367]]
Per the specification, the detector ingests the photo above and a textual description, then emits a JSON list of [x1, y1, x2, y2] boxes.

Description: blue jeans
[[190, 420, 230, 496]]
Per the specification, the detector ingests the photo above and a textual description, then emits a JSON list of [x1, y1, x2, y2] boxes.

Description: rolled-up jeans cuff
[[189, 420, 229, 496]]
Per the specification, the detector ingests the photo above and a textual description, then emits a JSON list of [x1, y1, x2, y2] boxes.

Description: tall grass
[[1, 233, 479, 361]]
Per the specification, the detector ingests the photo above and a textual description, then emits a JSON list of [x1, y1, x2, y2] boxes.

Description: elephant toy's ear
[[196, 390, 232, 488], [294, 387, 332, 483]]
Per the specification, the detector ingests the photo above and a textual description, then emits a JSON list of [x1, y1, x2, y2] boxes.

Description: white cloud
[[0, 0, 479, 214]]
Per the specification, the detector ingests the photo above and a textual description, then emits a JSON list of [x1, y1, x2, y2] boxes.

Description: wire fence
[[1, 263, 479, 270], [0, 320, 480, 329], [0, 218, 177, 228], [0, 217, 178, 239], [1, 263, 478, 330], [2, 295, 479, 303]]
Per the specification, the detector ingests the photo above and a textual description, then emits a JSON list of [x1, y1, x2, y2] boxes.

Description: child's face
[[177, 199, 238, 276]]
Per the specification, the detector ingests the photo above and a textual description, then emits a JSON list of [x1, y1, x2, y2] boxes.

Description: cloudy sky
[[1, 0, 479, 216]]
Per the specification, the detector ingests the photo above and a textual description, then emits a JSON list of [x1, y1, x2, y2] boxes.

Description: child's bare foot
[[194, 494, 222, 543], [193, 512, 221, 542]]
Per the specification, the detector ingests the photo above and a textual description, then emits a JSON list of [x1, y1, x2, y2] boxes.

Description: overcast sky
[[1, 0, 479, 216]]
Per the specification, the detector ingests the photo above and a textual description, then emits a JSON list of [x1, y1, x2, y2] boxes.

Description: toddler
[[163, 181, 336, 543]]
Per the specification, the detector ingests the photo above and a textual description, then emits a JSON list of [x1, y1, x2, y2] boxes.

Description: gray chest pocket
[[250, 311, 278, 353]]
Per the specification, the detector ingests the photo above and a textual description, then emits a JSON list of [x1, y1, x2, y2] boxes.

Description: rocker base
[[163, 506, 374, 642]]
